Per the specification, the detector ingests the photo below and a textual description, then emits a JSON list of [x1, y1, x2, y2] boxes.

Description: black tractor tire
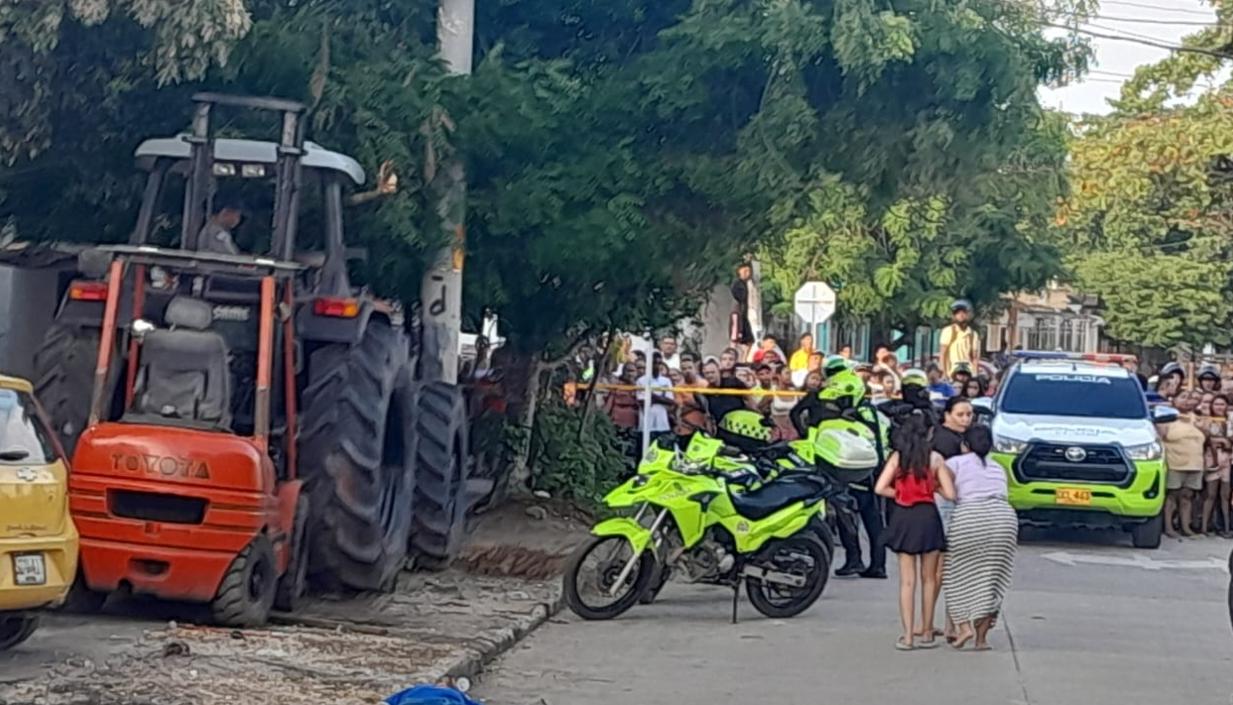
[[33, 324, 116, 456], [60, 568, 108, 614], [299, 320, 417, 592], [1131, 513, 1164, 550], [211, 535, 277, 627], [0, 615, 40, 652], [274, 494, 311, 612], [410, 382, 470, 571]]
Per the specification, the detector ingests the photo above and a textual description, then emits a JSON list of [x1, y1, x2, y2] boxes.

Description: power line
[[1097, 0, 1215, 18], [1078, 13, 1224, 27], [1087, 21, 1204, 45], [1046, 23, 1233, 60]]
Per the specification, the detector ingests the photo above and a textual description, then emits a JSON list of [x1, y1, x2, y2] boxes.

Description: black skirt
[[883, 502, 947, 555]]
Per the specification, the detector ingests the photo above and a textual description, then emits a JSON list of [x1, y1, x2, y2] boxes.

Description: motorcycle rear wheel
[[745, 534, 830, 619], [564, 536, 655, 620]]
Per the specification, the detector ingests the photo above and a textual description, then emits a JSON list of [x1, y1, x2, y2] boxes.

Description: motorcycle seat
[[729, 477, 824, 521]]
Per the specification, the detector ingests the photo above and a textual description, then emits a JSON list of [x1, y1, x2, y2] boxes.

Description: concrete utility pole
[[421, 0, 474, 384]]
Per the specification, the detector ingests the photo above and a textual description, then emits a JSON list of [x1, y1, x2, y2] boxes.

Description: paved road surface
[[477, 529, 1233, 705]]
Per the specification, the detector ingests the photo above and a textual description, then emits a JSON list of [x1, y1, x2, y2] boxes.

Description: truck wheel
[[300, 320, 416, 591], [211, 536, 277, 627], [274, 494, 311, 612], [410, 382, 470, 571], [1131, 513, 1164, 549], [34, 324, 115, 456], [0, 615, 40, 652]]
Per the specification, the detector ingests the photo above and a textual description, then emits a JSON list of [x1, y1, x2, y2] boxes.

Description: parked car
[[0, 375, 78, 651]]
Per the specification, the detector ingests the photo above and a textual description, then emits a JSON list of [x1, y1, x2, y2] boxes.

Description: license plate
[[1055, 488, 1093, 507], [13, 554, 46, 586]]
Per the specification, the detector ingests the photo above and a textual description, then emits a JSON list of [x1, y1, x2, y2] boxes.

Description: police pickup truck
[[975, 352, 1177, 549]]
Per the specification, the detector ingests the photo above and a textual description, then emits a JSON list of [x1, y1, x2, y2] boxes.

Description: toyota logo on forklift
[[111, 453, 210, 479]]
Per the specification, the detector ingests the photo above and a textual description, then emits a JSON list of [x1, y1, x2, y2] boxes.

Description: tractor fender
[[273, 479, 305, 574], [591, 517, 655, 556], [295, 299, 391, 346]]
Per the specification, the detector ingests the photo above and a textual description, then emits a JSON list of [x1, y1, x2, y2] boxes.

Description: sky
[[1039, 0, 1220, 115]]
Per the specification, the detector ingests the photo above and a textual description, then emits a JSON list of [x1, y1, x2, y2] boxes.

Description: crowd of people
[[600, 301, 999, 447], [1154, 363, 1233, 538]]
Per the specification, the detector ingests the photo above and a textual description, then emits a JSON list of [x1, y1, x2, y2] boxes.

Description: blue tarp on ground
[[384, 685, 481, 705]]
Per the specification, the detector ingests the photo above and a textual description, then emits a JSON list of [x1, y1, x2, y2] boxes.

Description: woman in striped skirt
[[943, 425, 1018, 651]]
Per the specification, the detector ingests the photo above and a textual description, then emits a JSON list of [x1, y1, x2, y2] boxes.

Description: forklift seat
[[130, 297, 233, 429]]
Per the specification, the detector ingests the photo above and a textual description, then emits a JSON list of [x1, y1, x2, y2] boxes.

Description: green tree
[[755, 0, 1083, 333], [1059, 3, 1233, 347]]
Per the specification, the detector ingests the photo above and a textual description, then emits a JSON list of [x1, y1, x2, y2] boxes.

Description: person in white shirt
[[636, 355, 675, 435], [658, 335, 682, 370]]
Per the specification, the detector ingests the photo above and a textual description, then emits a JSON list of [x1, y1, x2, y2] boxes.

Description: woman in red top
[[875, 414, 956, 651]]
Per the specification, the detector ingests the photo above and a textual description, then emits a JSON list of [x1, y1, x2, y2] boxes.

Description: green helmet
[[823, 355, 849, 375], [718, 409, 773, 442], [900, 367, 928, 386]]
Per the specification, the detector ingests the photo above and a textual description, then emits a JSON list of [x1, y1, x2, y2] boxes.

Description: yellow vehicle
[[0, 375, 78, 651]]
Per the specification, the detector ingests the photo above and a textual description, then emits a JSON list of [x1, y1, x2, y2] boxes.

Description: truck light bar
[[1011, 350, 1137, 365]]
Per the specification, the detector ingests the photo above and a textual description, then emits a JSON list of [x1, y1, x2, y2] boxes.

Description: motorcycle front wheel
[[745, 534, 830, 619], [564, 536, 655, 620]]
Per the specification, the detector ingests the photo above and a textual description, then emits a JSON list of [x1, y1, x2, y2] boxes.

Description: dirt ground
[[0, 500, 588, 705]]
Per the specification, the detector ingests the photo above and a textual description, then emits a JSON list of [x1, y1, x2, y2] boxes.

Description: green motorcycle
[[564, 440, 832, 622]]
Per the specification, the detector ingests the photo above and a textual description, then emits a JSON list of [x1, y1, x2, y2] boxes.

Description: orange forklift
[[68, 248, 307, 626], [57, 93, 422, 627]]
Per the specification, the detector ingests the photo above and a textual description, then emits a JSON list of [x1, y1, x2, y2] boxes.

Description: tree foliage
[[0, 0, 250, 164], [1059, 3, 1233, 348], [740, 0, 1076, 328], [1, 0, 1088, 354], [463, 0, 1083, 349]]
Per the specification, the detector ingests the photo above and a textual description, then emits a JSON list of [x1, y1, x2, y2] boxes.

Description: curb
[[443, 589, 566, 682]]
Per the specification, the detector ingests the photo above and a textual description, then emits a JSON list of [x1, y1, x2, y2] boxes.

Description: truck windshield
[[0, 390, 57, 465], [1000, 372, 1147, 420]]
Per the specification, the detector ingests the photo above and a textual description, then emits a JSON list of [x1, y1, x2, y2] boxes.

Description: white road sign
[[794, 281, 836, 326]]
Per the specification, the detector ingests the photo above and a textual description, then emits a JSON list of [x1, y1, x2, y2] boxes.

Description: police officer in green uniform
[[788, 355, 887, 578], [789, 355, 864, 434]]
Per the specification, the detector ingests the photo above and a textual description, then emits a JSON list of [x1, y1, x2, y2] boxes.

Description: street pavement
[[476, 528, 1233, 705]]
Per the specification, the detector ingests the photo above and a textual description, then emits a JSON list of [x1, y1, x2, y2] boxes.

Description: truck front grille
[[1015, 443, 1133, 486]]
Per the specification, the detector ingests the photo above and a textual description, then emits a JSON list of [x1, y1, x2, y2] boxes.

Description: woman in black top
[[934, 397, 974, 460], [927, 396, 973, 643]]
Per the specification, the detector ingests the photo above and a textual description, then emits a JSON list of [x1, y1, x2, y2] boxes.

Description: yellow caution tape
[[586, 382, 807, 398]]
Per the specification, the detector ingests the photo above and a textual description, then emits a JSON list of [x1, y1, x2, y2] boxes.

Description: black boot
[[835, 561, 864, 577], [859, 566, 887, 579]]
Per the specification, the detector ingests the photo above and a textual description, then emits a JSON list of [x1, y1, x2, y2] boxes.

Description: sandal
[[951, 630, 974, 650], [972, 644, 993, 652], [895, 637, 914, 651], [917, 637, 940, 649]]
